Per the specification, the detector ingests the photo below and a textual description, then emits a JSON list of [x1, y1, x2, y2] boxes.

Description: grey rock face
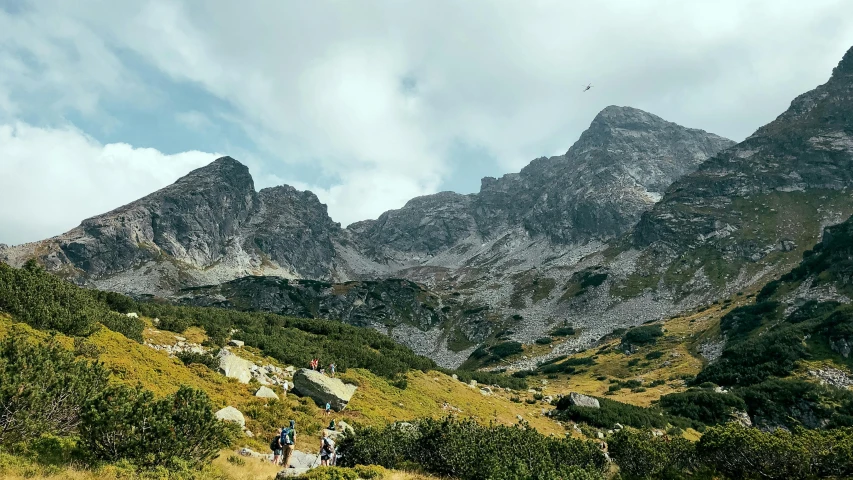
[[475, 106, 734, 244], [353, 106, 733, 258], [808, 367, 853, 389], [174, 276, 446, 331], [567, 392, 600, 409], [1, 157, 349, 294], [351, 191, 476, 257], [292, 368, 357, 411], [634, 48, 853, 252]]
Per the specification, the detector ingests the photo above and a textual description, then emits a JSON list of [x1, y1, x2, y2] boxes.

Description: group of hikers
[[309, 358, 336, 377], [270, 419, 338, 468]]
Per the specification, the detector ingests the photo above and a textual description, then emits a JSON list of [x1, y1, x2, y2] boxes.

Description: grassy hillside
[[0, 260, 565, 480]]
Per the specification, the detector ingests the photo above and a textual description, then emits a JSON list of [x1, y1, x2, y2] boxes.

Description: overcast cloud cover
[[1, 0, 852, 245]]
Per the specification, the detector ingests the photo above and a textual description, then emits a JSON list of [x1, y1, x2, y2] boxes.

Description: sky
[[1, 1, 852, 245]]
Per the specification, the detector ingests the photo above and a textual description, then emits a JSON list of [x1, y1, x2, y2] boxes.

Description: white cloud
[[175, 110, 213, 131], [0, 122, 219, 244], [1, 0, 853, 231]]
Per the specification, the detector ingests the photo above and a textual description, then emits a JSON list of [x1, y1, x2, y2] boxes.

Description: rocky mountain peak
[[174, 156, 254, 191], [832, 45, 853, 78], [587, 105, 667, 130]]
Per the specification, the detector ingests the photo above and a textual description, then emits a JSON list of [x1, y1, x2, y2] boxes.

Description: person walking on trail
[[280, 420, 296, 467], [329, 363, 336, 377], [270, 428, 283, 465], [319, 432, 336, 466], [325, 401, 331, 416]]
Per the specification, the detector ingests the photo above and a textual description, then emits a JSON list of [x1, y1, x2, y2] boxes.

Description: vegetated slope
[[0, 262, 564, 439], [658, 214, 853, 431], [503, 45, 853, 370], [509, 216, 853, 435], [169, 275, 483, 367]]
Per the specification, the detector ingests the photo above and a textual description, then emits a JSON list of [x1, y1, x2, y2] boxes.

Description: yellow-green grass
[[0, 449, 440, 480], [1, 314, 566, 449]]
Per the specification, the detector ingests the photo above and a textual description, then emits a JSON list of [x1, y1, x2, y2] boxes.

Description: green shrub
[[80, 384, 237, 468], [644, 351, 664, 360], [0, 261, 141, 338], [552, 326, 576, 337], [157, 316, 191, 334], [18, 434, 78, 466], [694, 325, 808, 387], [735, 378, 853, 430], [719, 301, 780, 339], [608, 428, 698, 479], [697, 424, 853, 479], [621, 325, 663, 347], [0, 334, 109, 445], [176, 352, 220, 371], [563, 357, 596, 367], [98, 313, 145, 342], [555, 395, 697, 430], [292, 466, 359, 480], [659, 389, 747, 425], [352, 465, 385, 479], [535, 337, 553, 345], [540, 355, 568, 366], [338, 417, 607, 480], [489, 341, 524, 359]]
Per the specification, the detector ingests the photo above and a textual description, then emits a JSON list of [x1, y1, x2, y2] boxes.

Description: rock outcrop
[[215, 406, 246, 428], [0, 157, 352, 296], [217, 348, 254, 384], [566, 392, 600, 409], [292, 368, 357, 411], [353, 106, 733, 260], [255, 386, 280, 399]]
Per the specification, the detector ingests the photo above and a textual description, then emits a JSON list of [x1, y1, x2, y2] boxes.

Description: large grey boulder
[[292, 368, 357, 411], [215, 406, 245, 428], [567, 392, 600, 409], [275, 450, 320, 477], [217, 349, 253, 384], [255, 386, 279, 399]]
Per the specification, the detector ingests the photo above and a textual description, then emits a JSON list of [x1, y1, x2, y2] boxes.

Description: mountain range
[[3, 46, 853, 368]]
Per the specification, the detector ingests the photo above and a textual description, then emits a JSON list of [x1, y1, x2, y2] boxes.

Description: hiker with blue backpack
[[279, 420, 296, 467]]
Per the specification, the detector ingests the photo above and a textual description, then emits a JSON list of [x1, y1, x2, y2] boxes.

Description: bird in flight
[[583, 83, 593, 92]]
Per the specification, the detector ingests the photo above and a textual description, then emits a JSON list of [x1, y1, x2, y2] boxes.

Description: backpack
[[281, 427, 294, 445], [270, 436, 280, 451], [322, 437, 335, 454]]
